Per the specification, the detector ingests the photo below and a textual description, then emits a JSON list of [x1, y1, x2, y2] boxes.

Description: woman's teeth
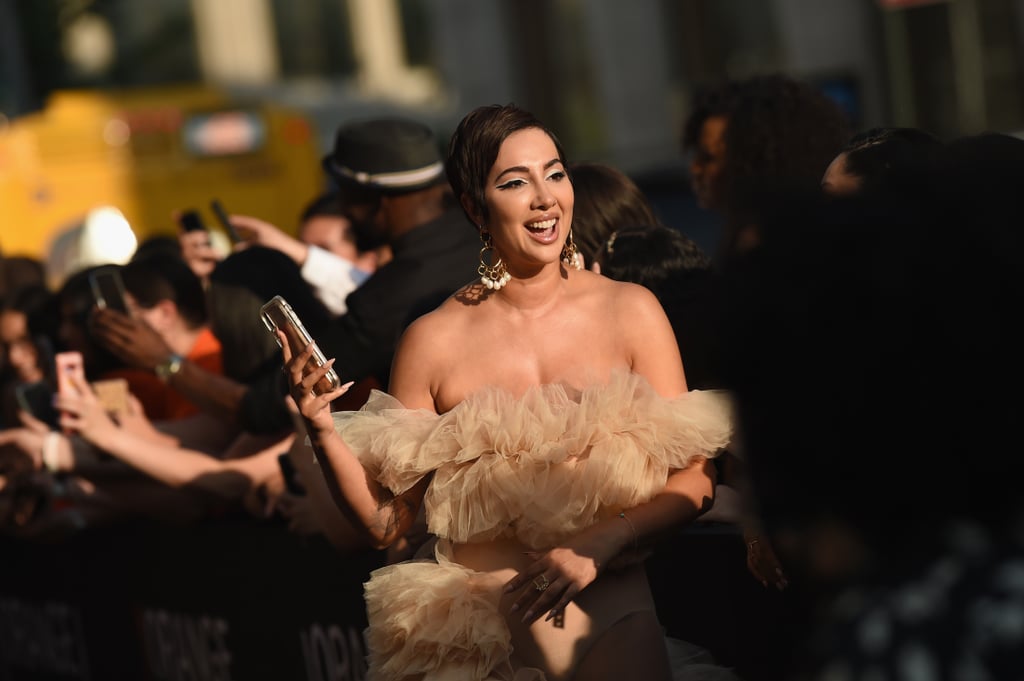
[[526, 218, 556, 233]]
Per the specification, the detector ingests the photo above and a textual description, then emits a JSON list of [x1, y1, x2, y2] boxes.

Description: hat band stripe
[[332, 161, 444, 188]]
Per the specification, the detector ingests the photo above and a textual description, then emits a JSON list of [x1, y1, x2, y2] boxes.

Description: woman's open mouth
[[525, 218, 558, 243]]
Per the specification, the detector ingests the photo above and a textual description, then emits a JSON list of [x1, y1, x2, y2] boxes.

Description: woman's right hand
[[277, 330, 352, 436]]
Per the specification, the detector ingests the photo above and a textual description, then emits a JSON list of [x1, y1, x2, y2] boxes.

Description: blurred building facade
[[2, 0, 1023, 189]]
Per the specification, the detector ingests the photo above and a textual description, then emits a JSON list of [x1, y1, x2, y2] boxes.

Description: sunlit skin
[[689, 114, 729, 212], [470, 127, 575, 277], [0, 310, 44, 383], [820, 152, 862, 196]]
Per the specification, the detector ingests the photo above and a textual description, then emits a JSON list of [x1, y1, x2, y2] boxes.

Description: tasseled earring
[[478, 230, 511, 290], [561, 228, 584, 270]]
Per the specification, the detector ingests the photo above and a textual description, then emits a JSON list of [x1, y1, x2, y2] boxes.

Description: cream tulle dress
[[331, 370, 732, 681]]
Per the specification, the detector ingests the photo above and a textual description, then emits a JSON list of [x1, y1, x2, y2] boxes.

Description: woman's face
[[689, 114, 729, 212], [0, 310, 44, 383], [481, 127, 574, 270]]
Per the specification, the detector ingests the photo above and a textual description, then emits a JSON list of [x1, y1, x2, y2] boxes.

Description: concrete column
[[429, 0, 515, 112], [949, 0, 987, 133], [190, 0, 279, 84], [578, 0, 676, 171]]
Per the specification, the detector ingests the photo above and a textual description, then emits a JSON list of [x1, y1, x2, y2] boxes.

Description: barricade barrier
[[0, 516, 385, 681], [0, 518, 794, 681]]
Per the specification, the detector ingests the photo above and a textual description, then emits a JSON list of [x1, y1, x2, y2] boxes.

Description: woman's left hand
[[504, 529, 618, 624]]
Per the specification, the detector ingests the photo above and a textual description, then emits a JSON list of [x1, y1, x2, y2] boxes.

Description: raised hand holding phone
[[175, 208, 221, 281], [88, 269, 130, 315], [277, 336, 350, 436], [260, 296, 341, 395], [210, 199, 242, 244], [54, 351, 86, 435], [55, 352, 85, 399]]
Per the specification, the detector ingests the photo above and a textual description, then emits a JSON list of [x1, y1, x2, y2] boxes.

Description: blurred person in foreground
[[283, 103, 732, 680], [716, 132, 1024, 680]]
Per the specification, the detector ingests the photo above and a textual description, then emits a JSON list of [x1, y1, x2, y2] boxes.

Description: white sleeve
[[300, 245, 371, 315]]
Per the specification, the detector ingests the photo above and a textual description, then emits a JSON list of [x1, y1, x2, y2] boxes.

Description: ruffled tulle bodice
[[332, 370, 732, 550]]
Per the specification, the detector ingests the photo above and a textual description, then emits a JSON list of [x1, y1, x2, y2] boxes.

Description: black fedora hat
[[322, 117, 445, 194]]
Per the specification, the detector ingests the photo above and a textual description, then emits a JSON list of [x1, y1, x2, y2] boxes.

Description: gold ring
[[533, 574, 550, 592]]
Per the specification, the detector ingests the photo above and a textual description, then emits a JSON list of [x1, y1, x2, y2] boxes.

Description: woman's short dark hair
[[445, 103, 568, 227]]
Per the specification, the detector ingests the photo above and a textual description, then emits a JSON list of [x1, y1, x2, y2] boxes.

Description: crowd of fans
[[2, 71, 1023, 680]]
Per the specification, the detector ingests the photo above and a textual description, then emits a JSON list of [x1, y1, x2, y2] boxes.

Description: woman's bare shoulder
[[578, 271, 662, 314], [396, 286, 479, 354]]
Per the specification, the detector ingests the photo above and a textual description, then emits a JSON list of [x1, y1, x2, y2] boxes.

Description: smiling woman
[[282, 103, 734, 680]]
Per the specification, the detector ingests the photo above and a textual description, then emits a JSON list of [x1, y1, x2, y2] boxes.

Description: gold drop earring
[[478, 230, 511, 290], [561, 228, 583, 270]]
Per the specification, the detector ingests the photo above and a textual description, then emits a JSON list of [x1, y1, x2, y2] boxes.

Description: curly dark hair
[[684, 73, 850, 240]]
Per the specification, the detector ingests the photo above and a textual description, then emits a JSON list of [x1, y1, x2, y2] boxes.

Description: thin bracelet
[[618, 511, 639, 552]]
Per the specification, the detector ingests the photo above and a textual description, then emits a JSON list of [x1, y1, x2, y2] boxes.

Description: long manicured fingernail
[[522, 610, 533, 622], [509, 603, 519, 612]]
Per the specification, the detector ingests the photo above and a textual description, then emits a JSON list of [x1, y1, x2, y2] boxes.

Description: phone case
[[210, 199, 241, 243], [14, 381, 59, 429], [259, 295, 340, 395], [91, 378, 130, 417], [89, 270, 129, 313], [55, 351, 86, 397]]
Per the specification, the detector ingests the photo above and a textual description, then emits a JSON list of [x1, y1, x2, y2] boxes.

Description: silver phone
[[259, 295, 341, 395]]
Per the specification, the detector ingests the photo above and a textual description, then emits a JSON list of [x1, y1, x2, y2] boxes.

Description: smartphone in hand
[[88, 268, 130, 315], [14, 381, 59, 430], [55, 351, 86, 398], [210, 199, 242, 244], [260, 295, 340, 396], [91, 378, 130, 419], [54, 351, 85, 433]]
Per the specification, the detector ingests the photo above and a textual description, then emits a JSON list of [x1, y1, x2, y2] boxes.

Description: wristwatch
[[155, 353, 185, 383]]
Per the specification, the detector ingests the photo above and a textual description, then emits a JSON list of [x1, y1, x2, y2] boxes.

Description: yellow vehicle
[[0, 85, 323, 262]]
